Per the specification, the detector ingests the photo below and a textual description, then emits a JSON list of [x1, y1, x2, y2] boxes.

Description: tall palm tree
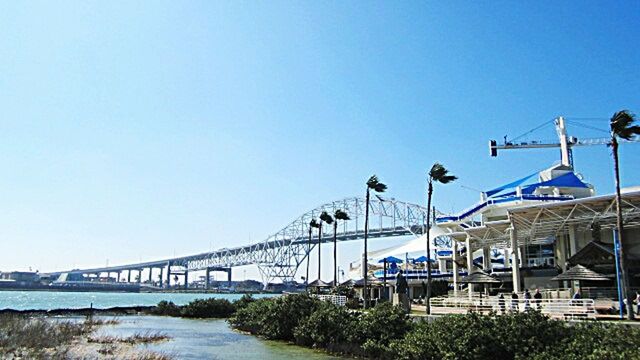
[[319, 211, 334, 285], [333, 209, 351, 286], [307, 219, 320, 292], [610, 110, 640, 320], [363, 175, 387, 309], [425, 163, 457, 314]]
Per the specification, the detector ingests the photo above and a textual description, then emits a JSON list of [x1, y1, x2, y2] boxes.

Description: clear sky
[[1, 1, 638, 282]]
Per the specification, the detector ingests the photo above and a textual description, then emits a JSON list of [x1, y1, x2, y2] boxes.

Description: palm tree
[[363, 175, 387, 309], [318, 211, 334, 286], [425, 163, 457, 315], [610, 110, 640, 320], [333, 209, 351, 286], [307, 219, 320, 292]]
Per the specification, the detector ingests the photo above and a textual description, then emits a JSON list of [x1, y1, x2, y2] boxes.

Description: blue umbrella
[[378, 256, 403, 264], [414, 255, 436, 263]]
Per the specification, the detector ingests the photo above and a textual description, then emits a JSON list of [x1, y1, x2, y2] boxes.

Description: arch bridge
[[47, 197, 435, 286]]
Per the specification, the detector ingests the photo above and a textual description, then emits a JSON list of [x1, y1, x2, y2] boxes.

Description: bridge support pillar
[[184, 270, 189, 289], [205, 268, 210, 289], [137, 269, 142, 283], [227, 269, 232, 285], [117, 271, 121, 282], [127, 270, 131, 283], [166, 263, 171, 288], [159, 267, 163, 288], [148, 268, 153, 284]]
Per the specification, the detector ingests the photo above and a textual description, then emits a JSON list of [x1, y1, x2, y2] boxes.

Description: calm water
[[0, 290, 275, 310], [94, 315, 340, 359]]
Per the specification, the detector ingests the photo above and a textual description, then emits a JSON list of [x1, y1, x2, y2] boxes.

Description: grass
[[0, 314, 172, 359], [88, 331, 170, 345], [0, 314, 91, 358]]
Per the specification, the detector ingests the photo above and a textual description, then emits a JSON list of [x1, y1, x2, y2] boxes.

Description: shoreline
[[0, 305, 154, 317]]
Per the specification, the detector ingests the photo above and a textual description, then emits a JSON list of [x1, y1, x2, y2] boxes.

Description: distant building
[[0, 271, 40, 283]]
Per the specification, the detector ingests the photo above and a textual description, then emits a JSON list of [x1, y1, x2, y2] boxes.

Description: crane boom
[[489, 116, 640, 167]]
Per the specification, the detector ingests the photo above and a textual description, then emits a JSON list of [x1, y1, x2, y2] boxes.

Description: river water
[[95, 315, 341, 359], [1, 291, 340, 359], [0, 290, 274, 310]]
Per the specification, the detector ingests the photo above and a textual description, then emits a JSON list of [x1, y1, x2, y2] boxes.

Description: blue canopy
[[486, 172, 538, 197], [378, 256, 403, 264], [414, 255, 436, 263], [497, 172, 587, 198]]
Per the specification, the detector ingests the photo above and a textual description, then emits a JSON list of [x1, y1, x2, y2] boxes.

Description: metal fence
[[430, 296, 596, 320], [316, 294, 347, 307]]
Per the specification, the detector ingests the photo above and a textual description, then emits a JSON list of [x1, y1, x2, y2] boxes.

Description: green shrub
[[229, 294, 322, 341], [293, 301, 357, 351], [349, 302, 412, 355], [529, 322, 640, 360], [258, 294, 321, 341], [228, 297, 273, 334], [180, 298, 235, 318], [233, 294, 256, 312], [152, 300, 181, 317]]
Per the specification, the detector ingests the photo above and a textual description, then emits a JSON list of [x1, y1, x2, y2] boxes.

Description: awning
[[551, 265, 610, 282]]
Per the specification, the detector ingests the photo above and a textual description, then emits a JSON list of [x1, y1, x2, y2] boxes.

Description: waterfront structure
[[363, 164, 640, 304]]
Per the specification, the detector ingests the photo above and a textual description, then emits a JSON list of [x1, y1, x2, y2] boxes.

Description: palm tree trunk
[[426, 181, 433, 315], [318, 224, 322, 283], [306, 228, 311, 292], [612, 138, 634, 320], [363, 188, 370, 309], [334, 221, 338, 287]]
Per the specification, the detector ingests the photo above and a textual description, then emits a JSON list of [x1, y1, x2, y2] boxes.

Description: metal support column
[[510, 227, 521, 293], [184, 270, 189, 289], [206, 268, 211, 290], [466, 235, 474, 298], [452, 240, 459, 297]]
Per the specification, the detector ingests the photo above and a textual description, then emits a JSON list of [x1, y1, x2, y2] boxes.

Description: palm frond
[[429, 163, 457, 184], [367, 174, 387, 192], [309, 219, 320, 228], [320, 211, 334, 224], [611, 110, 640, 140], [334, 209, 350, 221]]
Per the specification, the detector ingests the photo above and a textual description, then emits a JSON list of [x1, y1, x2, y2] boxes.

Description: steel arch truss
[[173, 197, 431, 284]]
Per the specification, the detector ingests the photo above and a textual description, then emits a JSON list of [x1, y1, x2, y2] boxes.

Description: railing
[[316, 295, 347, 307], [430, 296, 596, 319]]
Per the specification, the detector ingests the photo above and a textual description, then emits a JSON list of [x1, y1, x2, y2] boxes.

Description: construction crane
[[489, 117, 640, 168]]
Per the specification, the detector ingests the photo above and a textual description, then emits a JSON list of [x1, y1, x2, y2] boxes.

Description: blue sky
[[1, 1, 638, 281]]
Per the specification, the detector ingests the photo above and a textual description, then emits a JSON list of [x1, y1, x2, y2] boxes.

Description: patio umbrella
[[414, 255, 436, 263], [377, 256, 403, 264]]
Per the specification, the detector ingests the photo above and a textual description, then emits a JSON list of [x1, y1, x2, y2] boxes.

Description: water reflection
[[96, 315, 341, 360]]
